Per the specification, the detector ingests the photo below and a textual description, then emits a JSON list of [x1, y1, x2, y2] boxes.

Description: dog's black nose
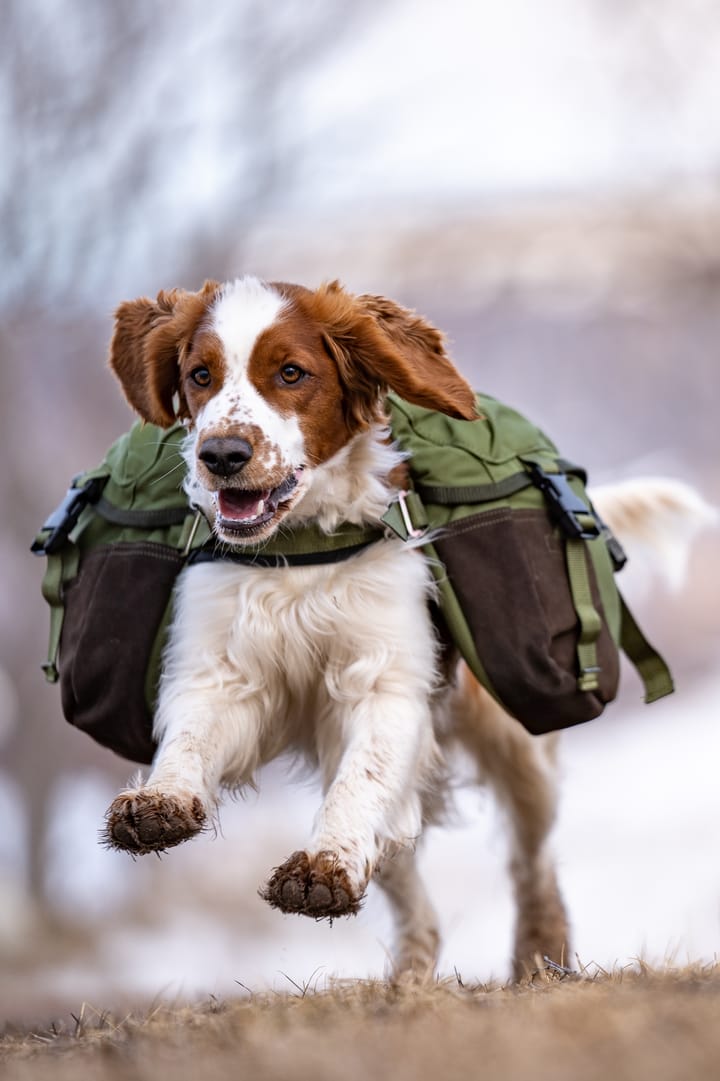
[[198, 436, 253, 477]]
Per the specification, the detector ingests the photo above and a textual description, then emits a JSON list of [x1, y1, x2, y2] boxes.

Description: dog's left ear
[[319, 284, 476, 427]]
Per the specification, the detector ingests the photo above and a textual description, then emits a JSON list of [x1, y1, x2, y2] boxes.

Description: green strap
[[40, 544, 79, 682], [410, 460, 588, 508], [415, 473, 532, 505], [255, 519, 383, 557], [200, 519, 386, 563], [95, 497, 191, 529], [619, 594, 674, 703], [565, 536, 603, 692]]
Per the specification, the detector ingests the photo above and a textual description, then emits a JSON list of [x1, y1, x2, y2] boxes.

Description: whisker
[[150, 459, 188, 487], [137, 437, 189, 449]]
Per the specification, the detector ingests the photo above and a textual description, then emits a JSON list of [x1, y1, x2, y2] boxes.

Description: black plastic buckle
[[599, 524, 628, 571], [31, 475, 107, 556], [526, 463, 600, 541]]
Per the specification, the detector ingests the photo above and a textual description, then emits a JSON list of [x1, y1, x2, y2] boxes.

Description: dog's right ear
[[109, 281, 219, 427]]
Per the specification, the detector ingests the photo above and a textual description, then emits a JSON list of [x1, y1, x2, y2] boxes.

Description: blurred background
[[1, 0, 719, 1021]]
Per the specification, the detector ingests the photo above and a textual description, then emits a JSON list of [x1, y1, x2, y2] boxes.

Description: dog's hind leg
[[450, 666, 571, 980], [374, 846, 440, 981]]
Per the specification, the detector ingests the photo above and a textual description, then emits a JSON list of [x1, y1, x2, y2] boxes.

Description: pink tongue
[[218, 489, 270, 522]]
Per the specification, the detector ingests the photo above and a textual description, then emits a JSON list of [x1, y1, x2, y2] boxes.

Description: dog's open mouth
[[214, 469, 304, 540]]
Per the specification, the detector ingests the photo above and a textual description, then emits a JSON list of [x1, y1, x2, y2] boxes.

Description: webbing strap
[[565, 536, 603, 692], [95, 498, 191, 529], [40, 544, 79, 682], [415, 472, 532, 505], [619, 595, 675, 703], [193, 537, 381, 567]]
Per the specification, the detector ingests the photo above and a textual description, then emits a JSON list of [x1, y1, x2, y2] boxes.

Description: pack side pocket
[[434, 507, 620, 734], [59, 543, 185, 763]]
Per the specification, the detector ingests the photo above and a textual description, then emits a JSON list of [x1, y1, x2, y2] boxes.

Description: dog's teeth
[[242, 500, 265, 522]]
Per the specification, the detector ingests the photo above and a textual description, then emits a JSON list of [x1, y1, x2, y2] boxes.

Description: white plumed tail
[[589, 478, 718, 592]]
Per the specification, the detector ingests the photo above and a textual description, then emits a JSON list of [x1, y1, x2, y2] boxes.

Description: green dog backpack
[[32, 393, 673, 762], [382, 392, 673, 734]]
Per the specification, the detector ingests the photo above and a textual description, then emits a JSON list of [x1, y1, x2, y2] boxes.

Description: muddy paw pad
[[261, 850, 362, 918], [103, 790, 206, 854]]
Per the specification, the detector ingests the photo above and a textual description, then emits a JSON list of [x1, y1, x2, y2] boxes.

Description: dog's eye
[[190, 367, 211, 388], [279, 364, 305, 385]]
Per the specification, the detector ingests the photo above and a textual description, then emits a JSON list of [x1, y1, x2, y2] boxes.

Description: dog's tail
[[589, 477, 718, 591]]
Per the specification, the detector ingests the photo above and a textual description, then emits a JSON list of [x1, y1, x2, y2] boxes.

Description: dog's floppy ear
[[317, 283, 476, 428], [358, 292, 476, 417], [109, 280, 219, 427]]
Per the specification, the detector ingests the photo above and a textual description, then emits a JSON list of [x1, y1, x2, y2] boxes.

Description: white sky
[[292, 0, 720, 206], [6, 0, 720, 310]]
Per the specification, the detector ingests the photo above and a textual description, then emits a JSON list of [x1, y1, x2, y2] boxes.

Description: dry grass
[[3, 962, 720, 1081]]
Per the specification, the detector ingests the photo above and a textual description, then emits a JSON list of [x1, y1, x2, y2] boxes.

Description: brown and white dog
[[104, 277, 712, 980]]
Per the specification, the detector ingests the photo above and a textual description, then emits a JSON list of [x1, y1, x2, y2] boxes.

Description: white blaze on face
[[195, 277, 306, 467]]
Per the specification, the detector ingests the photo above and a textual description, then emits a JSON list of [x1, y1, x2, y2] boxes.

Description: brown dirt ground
[[2, 963, 720, 1081]]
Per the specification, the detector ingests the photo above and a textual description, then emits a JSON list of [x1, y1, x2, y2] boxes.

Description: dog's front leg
[[103, 685, 262, 854], [262, 691, 438, 919], [105, 557, 272, 851], [103, 722, 216, 855], [103, 564, 265, 855]]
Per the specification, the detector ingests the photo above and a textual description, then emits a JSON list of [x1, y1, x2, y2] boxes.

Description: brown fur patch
[[294, 281, 477, 426], [260, 849, 363, 919], [109, 280, 219, 427], [103, 790, 207, 854], [179, 328, 228, 422], [247, 309, 353, 465]]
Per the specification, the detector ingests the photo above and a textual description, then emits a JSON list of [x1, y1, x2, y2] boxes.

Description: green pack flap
[[97, 421, 190, 513], [387, 391, 560, 491]]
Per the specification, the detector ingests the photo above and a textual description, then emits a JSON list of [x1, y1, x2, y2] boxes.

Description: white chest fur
[[153, 541, 440, 785]]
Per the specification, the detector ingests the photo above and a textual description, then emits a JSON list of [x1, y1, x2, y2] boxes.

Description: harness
[[32, 397, 674, 764]]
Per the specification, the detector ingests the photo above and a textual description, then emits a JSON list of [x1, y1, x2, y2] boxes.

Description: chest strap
[[189, 520, 386, 568]]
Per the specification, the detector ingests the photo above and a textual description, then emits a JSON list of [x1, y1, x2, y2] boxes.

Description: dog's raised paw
[[103, 789, 206, 854], [261, 850, 363, 918]]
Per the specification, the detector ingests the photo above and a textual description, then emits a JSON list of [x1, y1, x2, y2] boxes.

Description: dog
[[103, 276, 713, 980]]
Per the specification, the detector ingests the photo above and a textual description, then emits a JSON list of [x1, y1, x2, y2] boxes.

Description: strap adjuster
[[577, 664, 602, 692], [381, 489, 429, 542], [397, 490, 427, 539], [31, 475, 106, 556], [526, 463, 600, 540], [41, 661, 59, 683]]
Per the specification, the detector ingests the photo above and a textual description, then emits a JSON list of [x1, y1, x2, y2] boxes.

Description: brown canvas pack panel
[[433, 506, 620, 733], [59, 542, 184, 763]]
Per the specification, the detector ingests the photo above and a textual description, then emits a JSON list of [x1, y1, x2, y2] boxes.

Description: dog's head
[[109, 277, 475, 543]]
